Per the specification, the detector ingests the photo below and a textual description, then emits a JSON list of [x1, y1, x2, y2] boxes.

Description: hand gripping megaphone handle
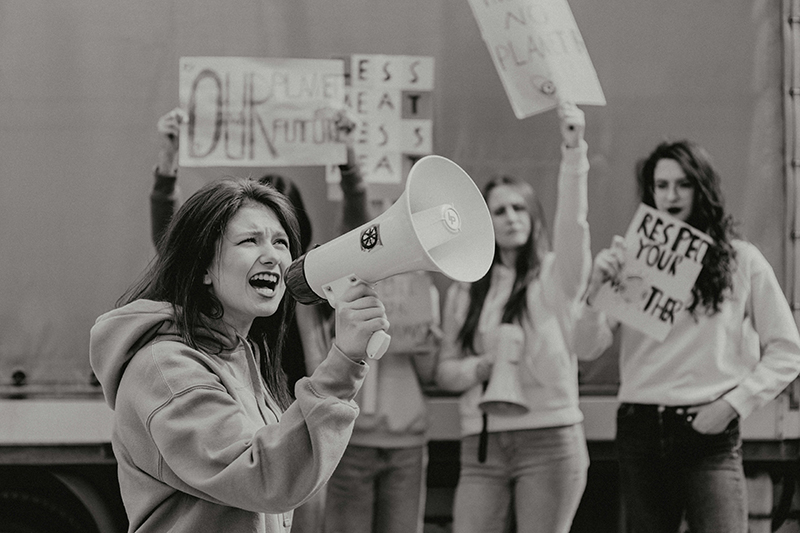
[[322, 275, 392, 360]]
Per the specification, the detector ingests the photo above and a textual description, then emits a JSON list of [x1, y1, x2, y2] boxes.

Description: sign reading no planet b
[[467, 0, 606, 119], [592, 204, 714, 342], [179, 57, 346, 167]]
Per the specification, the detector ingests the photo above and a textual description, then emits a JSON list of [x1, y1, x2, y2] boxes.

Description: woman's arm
[[435, 283, 492, 391], [550, 104, 591, 302], [146, 343, 365, 514], [720, 245, 800, 420], [150, 108, 185, 248], [335, 110, 370, 234]]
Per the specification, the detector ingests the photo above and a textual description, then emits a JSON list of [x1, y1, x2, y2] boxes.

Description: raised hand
[[557, 102, 585, 149], [156, 107, 187, 175]]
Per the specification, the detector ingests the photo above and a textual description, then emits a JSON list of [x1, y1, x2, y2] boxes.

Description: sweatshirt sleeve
[[338, 162, 369, 234], [145, 343, 367, 514], [722, 246, 800, 419], [150, 168, 181, 249], [571, 300, 616, 362], [436, 282, 484, 392], [548, 140, 592, 304]]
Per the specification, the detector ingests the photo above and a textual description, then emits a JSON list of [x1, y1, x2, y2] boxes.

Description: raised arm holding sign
[[436, 103, 593, 533]]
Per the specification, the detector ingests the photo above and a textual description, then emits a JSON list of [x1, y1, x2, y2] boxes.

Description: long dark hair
[[259, 174, 312, 253], [120, 177, 301, 409], [636, 140, 738, 315], [256, 174, 319, 396], [458, 175, 550, 353]]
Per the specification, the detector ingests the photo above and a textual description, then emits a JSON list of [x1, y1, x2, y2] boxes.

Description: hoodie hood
[[89, 299, 238, 409]]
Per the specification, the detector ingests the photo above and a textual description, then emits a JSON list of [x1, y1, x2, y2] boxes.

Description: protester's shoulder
[[732, 239, 773, 274], [128, 338, 227, 397]]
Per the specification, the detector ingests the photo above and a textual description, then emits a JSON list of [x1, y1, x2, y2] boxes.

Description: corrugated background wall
[[0, 0, 783, 390]]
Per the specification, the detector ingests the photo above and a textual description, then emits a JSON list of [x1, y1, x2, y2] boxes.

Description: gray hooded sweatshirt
[[89, 299, 366, 533]]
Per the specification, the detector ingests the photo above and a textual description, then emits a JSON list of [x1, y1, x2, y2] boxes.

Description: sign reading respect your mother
[[592, 204, 713, 342]]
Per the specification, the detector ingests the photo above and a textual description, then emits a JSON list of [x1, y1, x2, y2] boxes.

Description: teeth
[[249, 272, 279, 295], [251, 273, 278, 282]]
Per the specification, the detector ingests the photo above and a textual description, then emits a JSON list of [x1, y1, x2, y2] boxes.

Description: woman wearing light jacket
[[90, 177, 388, 533], [436, 103, 596, 533], [580, 139, 800, 532]]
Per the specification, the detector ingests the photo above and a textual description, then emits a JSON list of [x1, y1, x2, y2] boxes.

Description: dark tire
[[0, 487, 98, 533]]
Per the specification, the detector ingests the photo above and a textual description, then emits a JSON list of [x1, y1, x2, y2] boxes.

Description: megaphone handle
[[322, 275, 392, 359], [367, 330, 391, 360]]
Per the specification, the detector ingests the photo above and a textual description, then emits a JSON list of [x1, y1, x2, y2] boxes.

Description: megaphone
[[479, 324, 529, 416], [286, 155, 495, 359]]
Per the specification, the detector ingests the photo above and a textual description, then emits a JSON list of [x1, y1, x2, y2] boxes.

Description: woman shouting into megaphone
[[436, 103, 596, 533], [90, 178, 388, 533]]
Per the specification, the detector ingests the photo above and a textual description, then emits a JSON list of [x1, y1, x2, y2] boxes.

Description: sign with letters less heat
[[592, 204, 714, 342], [178, 57, 346, 167], [467, 0, 606, 119], [326, 54, 434, 199]]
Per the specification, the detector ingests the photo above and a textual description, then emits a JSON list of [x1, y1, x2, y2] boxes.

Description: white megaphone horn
[[286, 155, 495, 359]]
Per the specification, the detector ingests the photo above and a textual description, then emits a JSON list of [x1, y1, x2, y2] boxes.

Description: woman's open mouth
[[249, 272, 279, 297]]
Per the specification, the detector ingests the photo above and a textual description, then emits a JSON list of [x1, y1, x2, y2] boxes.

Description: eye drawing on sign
[[530, 75, 556, 96]]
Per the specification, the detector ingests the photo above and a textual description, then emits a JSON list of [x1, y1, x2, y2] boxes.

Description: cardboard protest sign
[[326, 54, 435, 199], [359, 271, 437, 415], [467, 0, 605, 119], [376, 272, 438, 354], [592, 204, 713, 342], [179, 57, 346, 167]]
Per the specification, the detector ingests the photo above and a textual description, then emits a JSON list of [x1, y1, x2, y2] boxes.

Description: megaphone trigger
[[321, 274, 361, 307]]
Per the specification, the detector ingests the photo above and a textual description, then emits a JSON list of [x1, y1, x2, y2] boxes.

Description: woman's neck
[[221, 317, 251, 341], [498, 248, 518, 269]]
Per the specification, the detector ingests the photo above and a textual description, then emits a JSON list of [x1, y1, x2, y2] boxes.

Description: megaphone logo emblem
[[360, 224, 382, 251]]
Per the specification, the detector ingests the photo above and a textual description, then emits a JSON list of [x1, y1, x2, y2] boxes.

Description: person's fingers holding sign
[[557, 102, 585, 148], [585, 235, 626, 305], [156, 107, 188, 175]]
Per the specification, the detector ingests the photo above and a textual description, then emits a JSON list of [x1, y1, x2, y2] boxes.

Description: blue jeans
[[452, 425, 589, 533], [323, 444, 427, 533], [616, 403, 747, 533]]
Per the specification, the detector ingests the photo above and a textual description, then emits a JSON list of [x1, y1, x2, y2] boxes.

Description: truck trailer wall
[[0, 1, 783, 392]]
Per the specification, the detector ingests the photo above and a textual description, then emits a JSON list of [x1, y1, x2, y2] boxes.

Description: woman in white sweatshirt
[[581, 140, 800, 533], [436, 103, 592, 533]]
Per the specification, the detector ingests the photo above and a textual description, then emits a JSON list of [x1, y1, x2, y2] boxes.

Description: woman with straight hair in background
[[436, 103, 597, 533]]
